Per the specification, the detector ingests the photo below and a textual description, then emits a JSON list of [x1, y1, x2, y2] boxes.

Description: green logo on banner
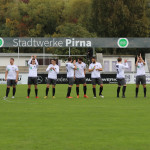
[[117, 38, 129, 48], [0, 38, 4, 47]]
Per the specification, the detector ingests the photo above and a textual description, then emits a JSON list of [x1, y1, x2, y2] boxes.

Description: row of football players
[[3, 54, 146, 99]]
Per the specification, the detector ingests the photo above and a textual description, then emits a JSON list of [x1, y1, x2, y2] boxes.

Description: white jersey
[[28, 59, 38, 77], [89, 62, 102, 78], [46, 64, 59, 79], [136, 62, 146, 76], [6, 65, 19, 80], [75, 62, 86, 78], [116, 63, 129, 79], [66, 62, 75, 78]]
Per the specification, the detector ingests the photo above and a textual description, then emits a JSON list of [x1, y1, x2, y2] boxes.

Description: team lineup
[[3, 54, 146, 99]]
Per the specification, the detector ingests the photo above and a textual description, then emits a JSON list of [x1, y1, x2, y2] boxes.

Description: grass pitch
[[0, 84, 150, 150]]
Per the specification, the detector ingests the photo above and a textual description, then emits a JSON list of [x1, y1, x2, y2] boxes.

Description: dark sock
[[144, 88, 146, 97], [6, 88, 10, 97], [83, 86, 87, 95], [35, 89, 38, 97], [13, 88, 16, 96], [122, 86, 126, 96], [67, 87, 72, 97], [136, 88, 139, 97], [46, 88, 49, 96], [53, 88, 55, 96], [99, 87, 103, 95], [76, 87, 79, 95], [117, 87, 121, 97], [93, 88, 96, 97], [27, 88, 31, 97]]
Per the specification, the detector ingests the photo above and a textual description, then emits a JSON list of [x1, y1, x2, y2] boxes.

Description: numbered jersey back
[[116, 63, 125, 79]]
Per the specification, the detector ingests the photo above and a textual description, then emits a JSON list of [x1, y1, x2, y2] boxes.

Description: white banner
[[0, 73, 150, 84], [125, 73, 150, 84], [0, 74, 28, 85]]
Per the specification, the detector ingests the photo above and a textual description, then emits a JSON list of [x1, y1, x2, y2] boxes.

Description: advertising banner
[[0, 73, 150, 85], [1, 37, 150, 48]]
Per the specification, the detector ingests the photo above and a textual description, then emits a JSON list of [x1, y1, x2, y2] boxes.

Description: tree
[[92, 0, 149, 54], [48, 23, 97, 59], [92, 0, 149, 37], [63, 0, 93, 31]]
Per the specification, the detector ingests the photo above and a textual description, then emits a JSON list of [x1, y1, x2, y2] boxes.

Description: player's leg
[[143, 84, 146, 97], [34, 85, 38, 98], [27, 85, 31, 98], [136, 85, 139, 98], [4, 86, 10, 99], [27, 77, 32, 98], [142, 75, 146, 97], [52, 85, 56, 98], [99, 78, 104, 98], [117, 79, 121, 98], [4, 80, 11, 99], [92, 78, 96, 98], [76, 84, 80, 98], [52, 79, 56, 98], [34, 77, 38, 98], [45, 79, 51, 98], [117, 85, 121, 98], [122, 85, 127, 98], [135, 76, 140, 98], [83, 84, 88, 98], [122, 79, 127, 98], [82, 78, 88, 98], [66, 85, 73, 98], [99, 84, 104, 98], [12, 80, 16, 98], [66, 78, 74, 98], [75, 78, 79, 98], [45, 84, 50, 98]]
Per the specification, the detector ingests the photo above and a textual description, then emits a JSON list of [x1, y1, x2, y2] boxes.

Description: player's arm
[[53, 66, 59, 74], [96, 64, 103, 71], [89, 65, 95, 72], [15, 67, 19, 82], [89, 68, 94, 72], [141, 55, 146, 66], [84, 64, 86, 75], [16, 71, 19, 82], [84, 69, 86, 75], [5, 66, 8, 81], [74, 70, 76, 79], [97, 68, 103, 71], [142, 60, 146, 66], [5, 71, 8, 81], [123, 60, 129, 69], [28, 56, 33, 65], [46, 65, 51, 72], [135, 55, 139, 67], [34, 56, 39, 67], [73, 60, 77, 70], [138, 53, 146, 65]]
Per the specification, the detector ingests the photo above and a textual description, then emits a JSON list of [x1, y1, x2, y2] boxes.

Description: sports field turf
[[0, 84, 150, 150]]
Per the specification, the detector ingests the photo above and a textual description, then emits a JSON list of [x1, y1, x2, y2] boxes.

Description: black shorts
[[136, 75, 146, 85], [75, 78, 86, 85], [7, 80, 16, 86], [91, 78, 103, 85], [28, 77, 38, 85], [47, 78, 57, 85], [68, 78, 74, 86], [117, 78, 126, 86]]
